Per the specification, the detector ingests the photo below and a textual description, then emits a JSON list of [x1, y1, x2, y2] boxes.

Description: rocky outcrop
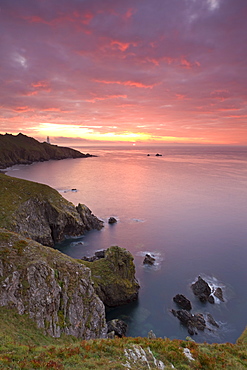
[[191, 276, 212, 303], [108, 217, 117, 224], [0, 174, 103, 247], [191, 276, 224, 304], [0, 133, 94, 169], [171, 309, 219, 336], [173, 294, 192, 311], [0, 229, 107, 339], [143, 253, 155, 265], [81, 246, 140, 307]]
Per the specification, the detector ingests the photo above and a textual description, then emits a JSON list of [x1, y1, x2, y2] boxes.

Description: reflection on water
[[6, 145, 247, 343]]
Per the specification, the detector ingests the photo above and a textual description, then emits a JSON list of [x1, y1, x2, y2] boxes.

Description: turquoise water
[[6, 145, 247, 343]]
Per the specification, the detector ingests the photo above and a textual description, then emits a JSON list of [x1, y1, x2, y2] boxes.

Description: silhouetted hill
[[0, 133, 93, 168]]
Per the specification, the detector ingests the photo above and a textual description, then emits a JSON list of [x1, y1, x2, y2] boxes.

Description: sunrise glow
[[0, 0, 246, 146]]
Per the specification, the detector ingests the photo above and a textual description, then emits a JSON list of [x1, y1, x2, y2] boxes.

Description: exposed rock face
[[107, 319, 128, 338], [76, 203, 104, 231], [0, 133, 94, 169], [0, 229, 107, 339], [0, 174, 103, 247], [191, 276, 212, 303], [81, 246, 140, 307], [173, 294, 192, 311]]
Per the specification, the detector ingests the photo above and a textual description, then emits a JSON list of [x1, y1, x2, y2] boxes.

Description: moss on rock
[[81, 246, 140, 307]]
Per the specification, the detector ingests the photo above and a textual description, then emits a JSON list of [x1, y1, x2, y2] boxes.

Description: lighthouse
[[47, 136, 50, 144]]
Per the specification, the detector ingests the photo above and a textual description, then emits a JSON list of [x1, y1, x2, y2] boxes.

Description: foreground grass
[[0, 307, 246, 369]]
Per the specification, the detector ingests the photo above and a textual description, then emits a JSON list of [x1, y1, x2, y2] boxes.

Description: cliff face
[[0, 133, 93, 169], [82, 246, 140, 307], [0, 174, 103, 247], [0, 229, 107, 339]]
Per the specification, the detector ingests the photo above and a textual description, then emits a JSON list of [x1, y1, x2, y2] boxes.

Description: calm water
[[6, 145, 247, 343]]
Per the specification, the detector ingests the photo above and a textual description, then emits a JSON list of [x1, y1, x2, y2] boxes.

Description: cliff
[[0, 228, 107, 339], [0, 173, 103, 247], [0, 133, 93, 169], [81, 246, 140, 307]]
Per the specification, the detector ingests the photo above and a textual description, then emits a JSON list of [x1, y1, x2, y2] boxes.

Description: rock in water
[[0, 228, 107, 339], [143, 253, 155, 265], [108, 217, 117, 224], [82, 246, 140, 307], [214, 287, 224, 302], [191, 276, 212, 303], [107, 319, 128, 337], [173, 294, 192, 310], [171, 309, 207, 335]]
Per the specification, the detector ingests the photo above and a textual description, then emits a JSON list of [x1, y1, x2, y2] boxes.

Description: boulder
[[108, 217, 117, 224], [81, 246, 140, 307], [173, 294, 192, 311], [107, 319, 128, 338], [143, 253, 155, 265], [191, 276, 212, 303]]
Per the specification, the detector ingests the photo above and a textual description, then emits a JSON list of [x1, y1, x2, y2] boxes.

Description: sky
[[0, 0, 247, 146]]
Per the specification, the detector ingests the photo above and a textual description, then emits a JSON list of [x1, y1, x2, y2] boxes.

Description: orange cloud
[[94, 79, 156, 89]]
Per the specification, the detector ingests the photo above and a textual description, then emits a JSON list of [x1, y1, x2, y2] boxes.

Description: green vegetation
[[0, 132, 90, 169], [0, 173, 67, 229], [0, 306, 246, 369]]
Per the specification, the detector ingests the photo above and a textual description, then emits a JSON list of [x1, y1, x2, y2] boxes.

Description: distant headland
[[0, 133, 94, 169]]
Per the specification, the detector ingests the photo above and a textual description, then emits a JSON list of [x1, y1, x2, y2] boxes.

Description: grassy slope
[[0, 305, 246, 369], [0, 173, 75, 230]]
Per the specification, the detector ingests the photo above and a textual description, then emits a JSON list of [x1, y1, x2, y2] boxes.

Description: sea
[[5, 145, 247, 344]]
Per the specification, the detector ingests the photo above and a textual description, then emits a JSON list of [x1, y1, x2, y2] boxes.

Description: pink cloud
[[94, 79, 156, 89]]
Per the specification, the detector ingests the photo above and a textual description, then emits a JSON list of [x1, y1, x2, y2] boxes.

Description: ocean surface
[[6, 145, 247, 343]]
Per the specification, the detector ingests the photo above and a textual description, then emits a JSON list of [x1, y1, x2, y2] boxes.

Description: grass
[[0, 307, 246, 369]]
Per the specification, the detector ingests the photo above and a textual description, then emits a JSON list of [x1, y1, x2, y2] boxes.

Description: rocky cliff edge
[[0, 228, 107, 339], [0, 173, 103, 247]]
